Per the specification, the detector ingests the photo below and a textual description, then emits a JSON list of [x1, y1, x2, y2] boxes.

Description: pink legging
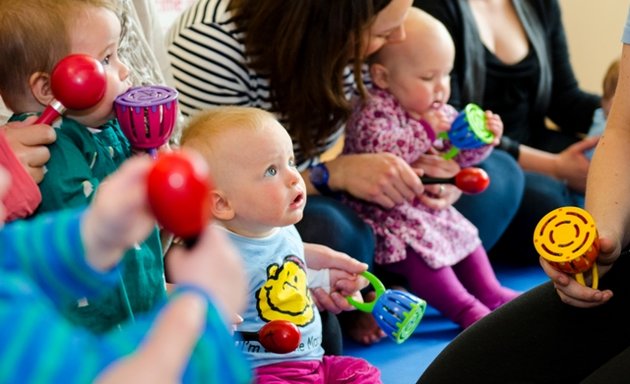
[[383, 245, 518, 328], [255, 355, 381, 383]]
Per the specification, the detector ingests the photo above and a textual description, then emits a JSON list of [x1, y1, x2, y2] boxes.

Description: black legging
[[418, 255, 630, 383]]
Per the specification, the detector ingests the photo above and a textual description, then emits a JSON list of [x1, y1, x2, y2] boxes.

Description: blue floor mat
[[343, 264, 548, 384]]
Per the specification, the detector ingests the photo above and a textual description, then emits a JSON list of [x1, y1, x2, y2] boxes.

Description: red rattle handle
[[533, 206, 600, 288], [420, 167, 490, 194], [35, 54, 107, 125], [147, 151, 213, 247], [237, 320, 301, 354]]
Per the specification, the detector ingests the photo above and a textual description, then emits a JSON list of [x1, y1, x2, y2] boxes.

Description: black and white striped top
[[166, 0, 356, 169]]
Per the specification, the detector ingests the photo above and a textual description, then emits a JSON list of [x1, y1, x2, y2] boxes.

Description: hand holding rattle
[[420, 167, 490, 194], [439, 103, 495, 160], [347, 271, 426, 344], [533, 206, 600, 289]]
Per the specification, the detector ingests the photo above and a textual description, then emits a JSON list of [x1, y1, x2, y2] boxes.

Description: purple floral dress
[[343, 88, 492, 268]]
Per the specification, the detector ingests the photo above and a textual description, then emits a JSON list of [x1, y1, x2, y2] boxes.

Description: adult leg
[[418, 256, 630, 383], [295, 196, 377, 352], [490, 171, 574, 265], [296, 196, 375, 266], [455, 150, 524, 251]]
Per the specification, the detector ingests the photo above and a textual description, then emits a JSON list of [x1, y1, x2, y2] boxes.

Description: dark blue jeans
[[490, 170, 577, 264], [455, 149, 524, 251], [296, 196, 375, 266]]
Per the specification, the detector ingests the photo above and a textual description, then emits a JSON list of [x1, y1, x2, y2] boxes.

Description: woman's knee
[[295, 196, 375, 265]]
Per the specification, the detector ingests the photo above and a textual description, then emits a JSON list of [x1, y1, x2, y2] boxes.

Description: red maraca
[[420, 167, 490, 194], [237, 320, 301, 354], [147, 151, 212, 245], [36, 54, 107, 124]]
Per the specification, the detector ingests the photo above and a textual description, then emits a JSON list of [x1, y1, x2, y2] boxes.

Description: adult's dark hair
[[229, 0, 391, 158]]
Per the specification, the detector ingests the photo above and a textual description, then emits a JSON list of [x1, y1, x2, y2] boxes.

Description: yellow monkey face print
[[256, 256, 315, 326]]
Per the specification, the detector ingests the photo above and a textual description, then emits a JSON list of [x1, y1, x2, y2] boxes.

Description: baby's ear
[[211, 190, 234, 221], [369, 63, 390, 90], [28, 71, 54, 106]]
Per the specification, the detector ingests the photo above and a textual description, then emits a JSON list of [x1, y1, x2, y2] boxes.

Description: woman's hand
[[327, 152, 424, 209], [1, 116, 56, 183], [541, 234, 619, 308], [553, 136, 599, 192]]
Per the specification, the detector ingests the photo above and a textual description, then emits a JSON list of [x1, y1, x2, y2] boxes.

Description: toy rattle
[[533, 206, 600, 289], [439, 103, 495, 160], [237, 320, 302, 354], [36, 54, 107, 124], [147, 151, 212, 247], [347, 271, 426, 344], [115, 85, 178, 158], [420, 167, 490, 194]]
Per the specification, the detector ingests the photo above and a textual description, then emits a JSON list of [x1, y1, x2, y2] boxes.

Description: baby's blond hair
[[181, 106, 278, 165]]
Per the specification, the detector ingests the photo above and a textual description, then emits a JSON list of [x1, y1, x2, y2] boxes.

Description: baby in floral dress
[[343, 8, 518, 329]]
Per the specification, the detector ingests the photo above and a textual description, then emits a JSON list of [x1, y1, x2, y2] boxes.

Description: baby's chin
[[67, 110, 115, 128]]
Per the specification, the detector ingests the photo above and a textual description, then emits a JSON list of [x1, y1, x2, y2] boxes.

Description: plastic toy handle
[[346, 271, 386, 313], [420, 167, 490, 194]]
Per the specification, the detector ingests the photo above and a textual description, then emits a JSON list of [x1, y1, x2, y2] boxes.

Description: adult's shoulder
[[413, 0, 460, 21]]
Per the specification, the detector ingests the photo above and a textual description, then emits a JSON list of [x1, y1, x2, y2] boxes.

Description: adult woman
[[414, 0, 601, 263], [417, 7, 630, 381]]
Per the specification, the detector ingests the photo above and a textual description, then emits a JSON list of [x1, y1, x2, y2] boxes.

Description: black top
[[413, 0, 600, 148]]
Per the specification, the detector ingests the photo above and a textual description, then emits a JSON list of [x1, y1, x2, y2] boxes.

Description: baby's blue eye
[[265, 166, 278, 177], [289, 159, 296, 168], [101, 55, 111, 66]]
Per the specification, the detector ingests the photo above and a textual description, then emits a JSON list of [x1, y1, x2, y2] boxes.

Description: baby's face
[[212, 118, 307, 237], [385, 37, 454, 119], [65, 6, 131, 127]]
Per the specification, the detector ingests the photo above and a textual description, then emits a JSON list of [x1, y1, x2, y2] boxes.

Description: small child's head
[[369, 7, 455, 119], [180, 106, 307, 238], [0, 0, 131, 127], [601, 59, 620, 118]]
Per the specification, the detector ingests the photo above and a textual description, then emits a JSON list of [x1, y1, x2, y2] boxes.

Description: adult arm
[[549, 41, 630, 308], [0, 131, 42, 221], [0, 117, 56, 221], [0, 279, 250, 384]]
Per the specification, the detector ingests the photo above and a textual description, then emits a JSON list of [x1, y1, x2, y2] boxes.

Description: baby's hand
[[485, 110, 503, 145], [422, 109, 451, 135]]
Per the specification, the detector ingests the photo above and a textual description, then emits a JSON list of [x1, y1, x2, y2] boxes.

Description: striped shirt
[[0, 208, 251, 383], [166, 0, 355, 168]]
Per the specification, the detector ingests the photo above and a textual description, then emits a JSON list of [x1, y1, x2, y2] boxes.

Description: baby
[[180, 106, 382, 383], [343, 8, 518, 330], [0, 0, 164, 333]]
